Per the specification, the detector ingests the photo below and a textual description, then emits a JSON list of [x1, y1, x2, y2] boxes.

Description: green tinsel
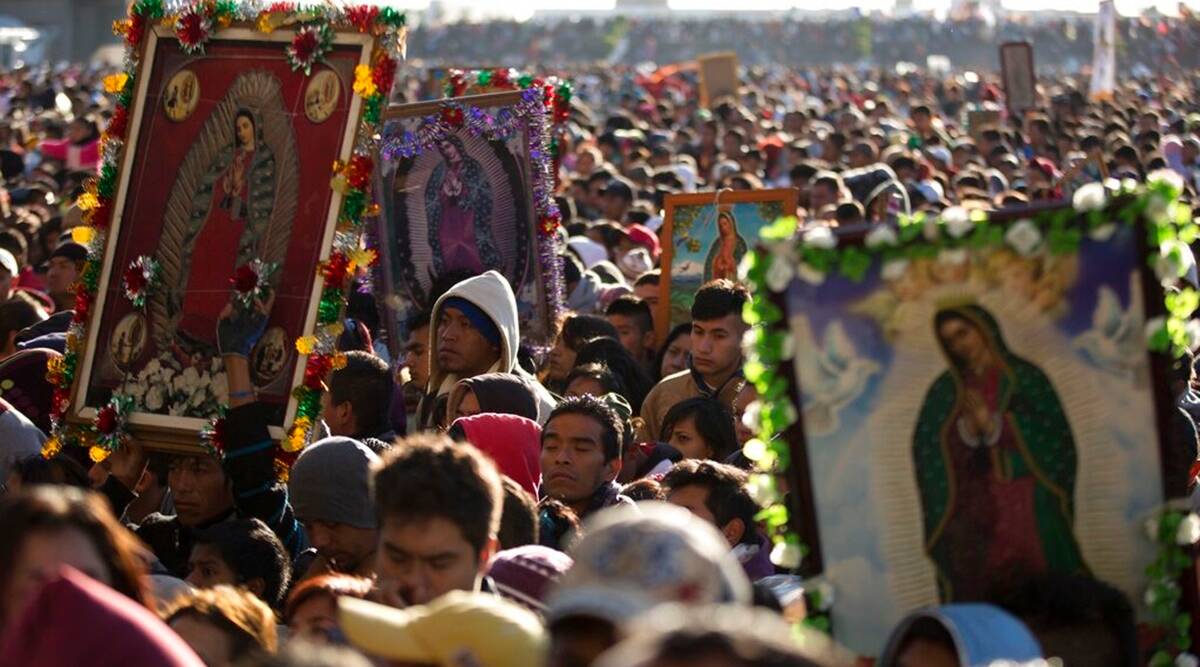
[[363, 96, 382, 124], [81, 260, 100, 292], [296, 388, 322, 419], [340, 190, 365, 223], [134, 0, 165, 20], [97, 166, 117, 199], [212, 0, 238, 20], [63, 351, 77, 381], [517, 74, 534, 89], [316, 288, 343, 324], [378, 7, 405, 27], [477, 70, 493, 86], [556, 82, 573, 102]]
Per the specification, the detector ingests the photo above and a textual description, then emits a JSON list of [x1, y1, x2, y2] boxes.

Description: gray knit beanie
[[288, 437, 380, 529]]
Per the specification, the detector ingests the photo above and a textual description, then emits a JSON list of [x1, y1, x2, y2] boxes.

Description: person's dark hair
[[661, 460, 760, 546], [574, 337, 653, 414], [660, 398, 738, 461], [0, 228, 27, 263], [327, 351, 393, 437], [835, 201, 865, 225], [991, 574, 1137, 667], [633, 269, 660, 288], [559, 314, 619, 352], [910, 104, 932, 118], [621, 478, 666, 502], [654, 321, 693, 381], [10, 453, 90, 489], [691, 279, 749, 323], [373, 434, 503, 555], [893, 616, 956, 656], [405, 309, 431, 337], [536, 498, 580, 551], [164, 585, 277, 659], [498, 476, 538, 550], [566, 362, 626, 398], [0, 299, 44, 345], [544, 395, 624, 462], [560, 252, 583, 287], [606, 295, 653, 336], [0, 487, 151, 627], [192, 518, 292, 608]]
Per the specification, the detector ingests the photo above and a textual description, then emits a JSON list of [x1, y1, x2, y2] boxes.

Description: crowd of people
[[0, 8, 1196, 666], [407, 11, 1200, 71]]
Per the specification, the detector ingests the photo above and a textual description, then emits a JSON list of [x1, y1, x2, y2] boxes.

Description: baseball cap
[[338, 591, 545, 667], [625, 224, 660, 261], [545, 502, 751, 626], [49, 242, 87, 265], [0, 248, 17, 276]]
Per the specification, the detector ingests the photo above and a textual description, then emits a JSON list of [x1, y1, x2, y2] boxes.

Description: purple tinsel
[[380, 94, 565, 330]]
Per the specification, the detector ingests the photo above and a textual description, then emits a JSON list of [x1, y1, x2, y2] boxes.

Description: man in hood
[[418, 271, 554, 430]]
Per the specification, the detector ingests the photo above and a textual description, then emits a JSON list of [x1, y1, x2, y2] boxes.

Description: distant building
[[2, 0, 124, 64]]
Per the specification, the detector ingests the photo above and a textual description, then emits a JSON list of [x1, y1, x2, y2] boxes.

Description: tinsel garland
[[49, 0, 404, 480], [380, 88, 566, 321]]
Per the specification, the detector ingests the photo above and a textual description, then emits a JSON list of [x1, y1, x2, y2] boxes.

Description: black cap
[[50, 241, 88, 264]]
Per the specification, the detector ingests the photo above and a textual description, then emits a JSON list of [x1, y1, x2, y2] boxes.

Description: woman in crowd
[[0, 486, 151, 631], [283, 574, 373, 645], [659, 397, 739, 461]]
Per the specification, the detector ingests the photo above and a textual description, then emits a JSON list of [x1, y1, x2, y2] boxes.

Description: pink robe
[[177, 149, 253, 346]]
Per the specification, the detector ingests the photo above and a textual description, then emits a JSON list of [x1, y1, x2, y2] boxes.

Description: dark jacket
[[132, 403, 308, 577]]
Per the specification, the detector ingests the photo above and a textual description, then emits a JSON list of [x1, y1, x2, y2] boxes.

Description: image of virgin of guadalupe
[[912, 304, 1087, 602], [176, 108, 275, 351], [704, 208, 747, 282], [424, 135, 501, 276]]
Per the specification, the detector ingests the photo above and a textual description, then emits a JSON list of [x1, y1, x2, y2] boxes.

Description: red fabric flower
[[72, 289, 90, 323], [290, 29, 319, 64], [448, 71, 466, 97], [346, 6, 379, 33], [321, 252, 350, 289], [126, 14, 145, 46], [372, 56, 397, 96], [90, 199, 112, 229], [123, 263, 147, 294], [51, 388, 70, 416], [107, 106, 128, 139], [493, 68, 511, 88], [232, 264, 259, 293], [441, 106, 464, 127], [95, 405, 117, 434], [345, 155, 373, 190], [303, 354, 333, 390], [176, 11, 208, 48]]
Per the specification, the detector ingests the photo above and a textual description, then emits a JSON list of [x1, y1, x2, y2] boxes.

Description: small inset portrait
[[163, 70, 200, 122]]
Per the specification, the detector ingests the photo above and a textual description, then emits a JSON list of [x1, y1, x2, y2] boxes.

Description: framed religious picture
[[51, 2, 407, 458], [375, 89, 564, 357], [657, 189, 797, 343], [697, 51, 739, 109], [745, 187, 1199, 657], [1000, 41, 1036, 115]]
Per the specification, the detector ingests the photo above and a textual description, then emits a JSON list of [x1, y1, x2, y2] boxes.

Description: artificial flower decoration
[[231, 259, 277, 309], [92, 393, 136, 455], [122, 255, 160, 310], [200, 412, 228, 461], [287, 23, 333, 75], [174, 8, 213, 54], [102, 73, 129, 95], [353, 64, 378, 97]]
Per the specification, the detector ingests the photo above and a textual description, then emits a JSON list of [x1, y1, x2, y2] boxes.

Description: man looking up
[[371, 434, 503, 607], [419, 271, 554, 429], [638, 280, 749, 442], [539, 395, 633, 521]]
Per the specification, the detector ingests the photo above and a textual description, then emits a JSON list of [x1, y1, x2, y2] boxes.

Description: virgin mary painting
[[425, 135, 501, 276], [175, 108, 276, 349], [911, 304, 1087, 601], [704, 208, 747, 282]]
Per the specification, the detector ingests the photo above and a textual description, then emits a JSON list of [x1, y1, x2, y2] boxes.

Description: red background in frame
[[91, 38, 360, 415]]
